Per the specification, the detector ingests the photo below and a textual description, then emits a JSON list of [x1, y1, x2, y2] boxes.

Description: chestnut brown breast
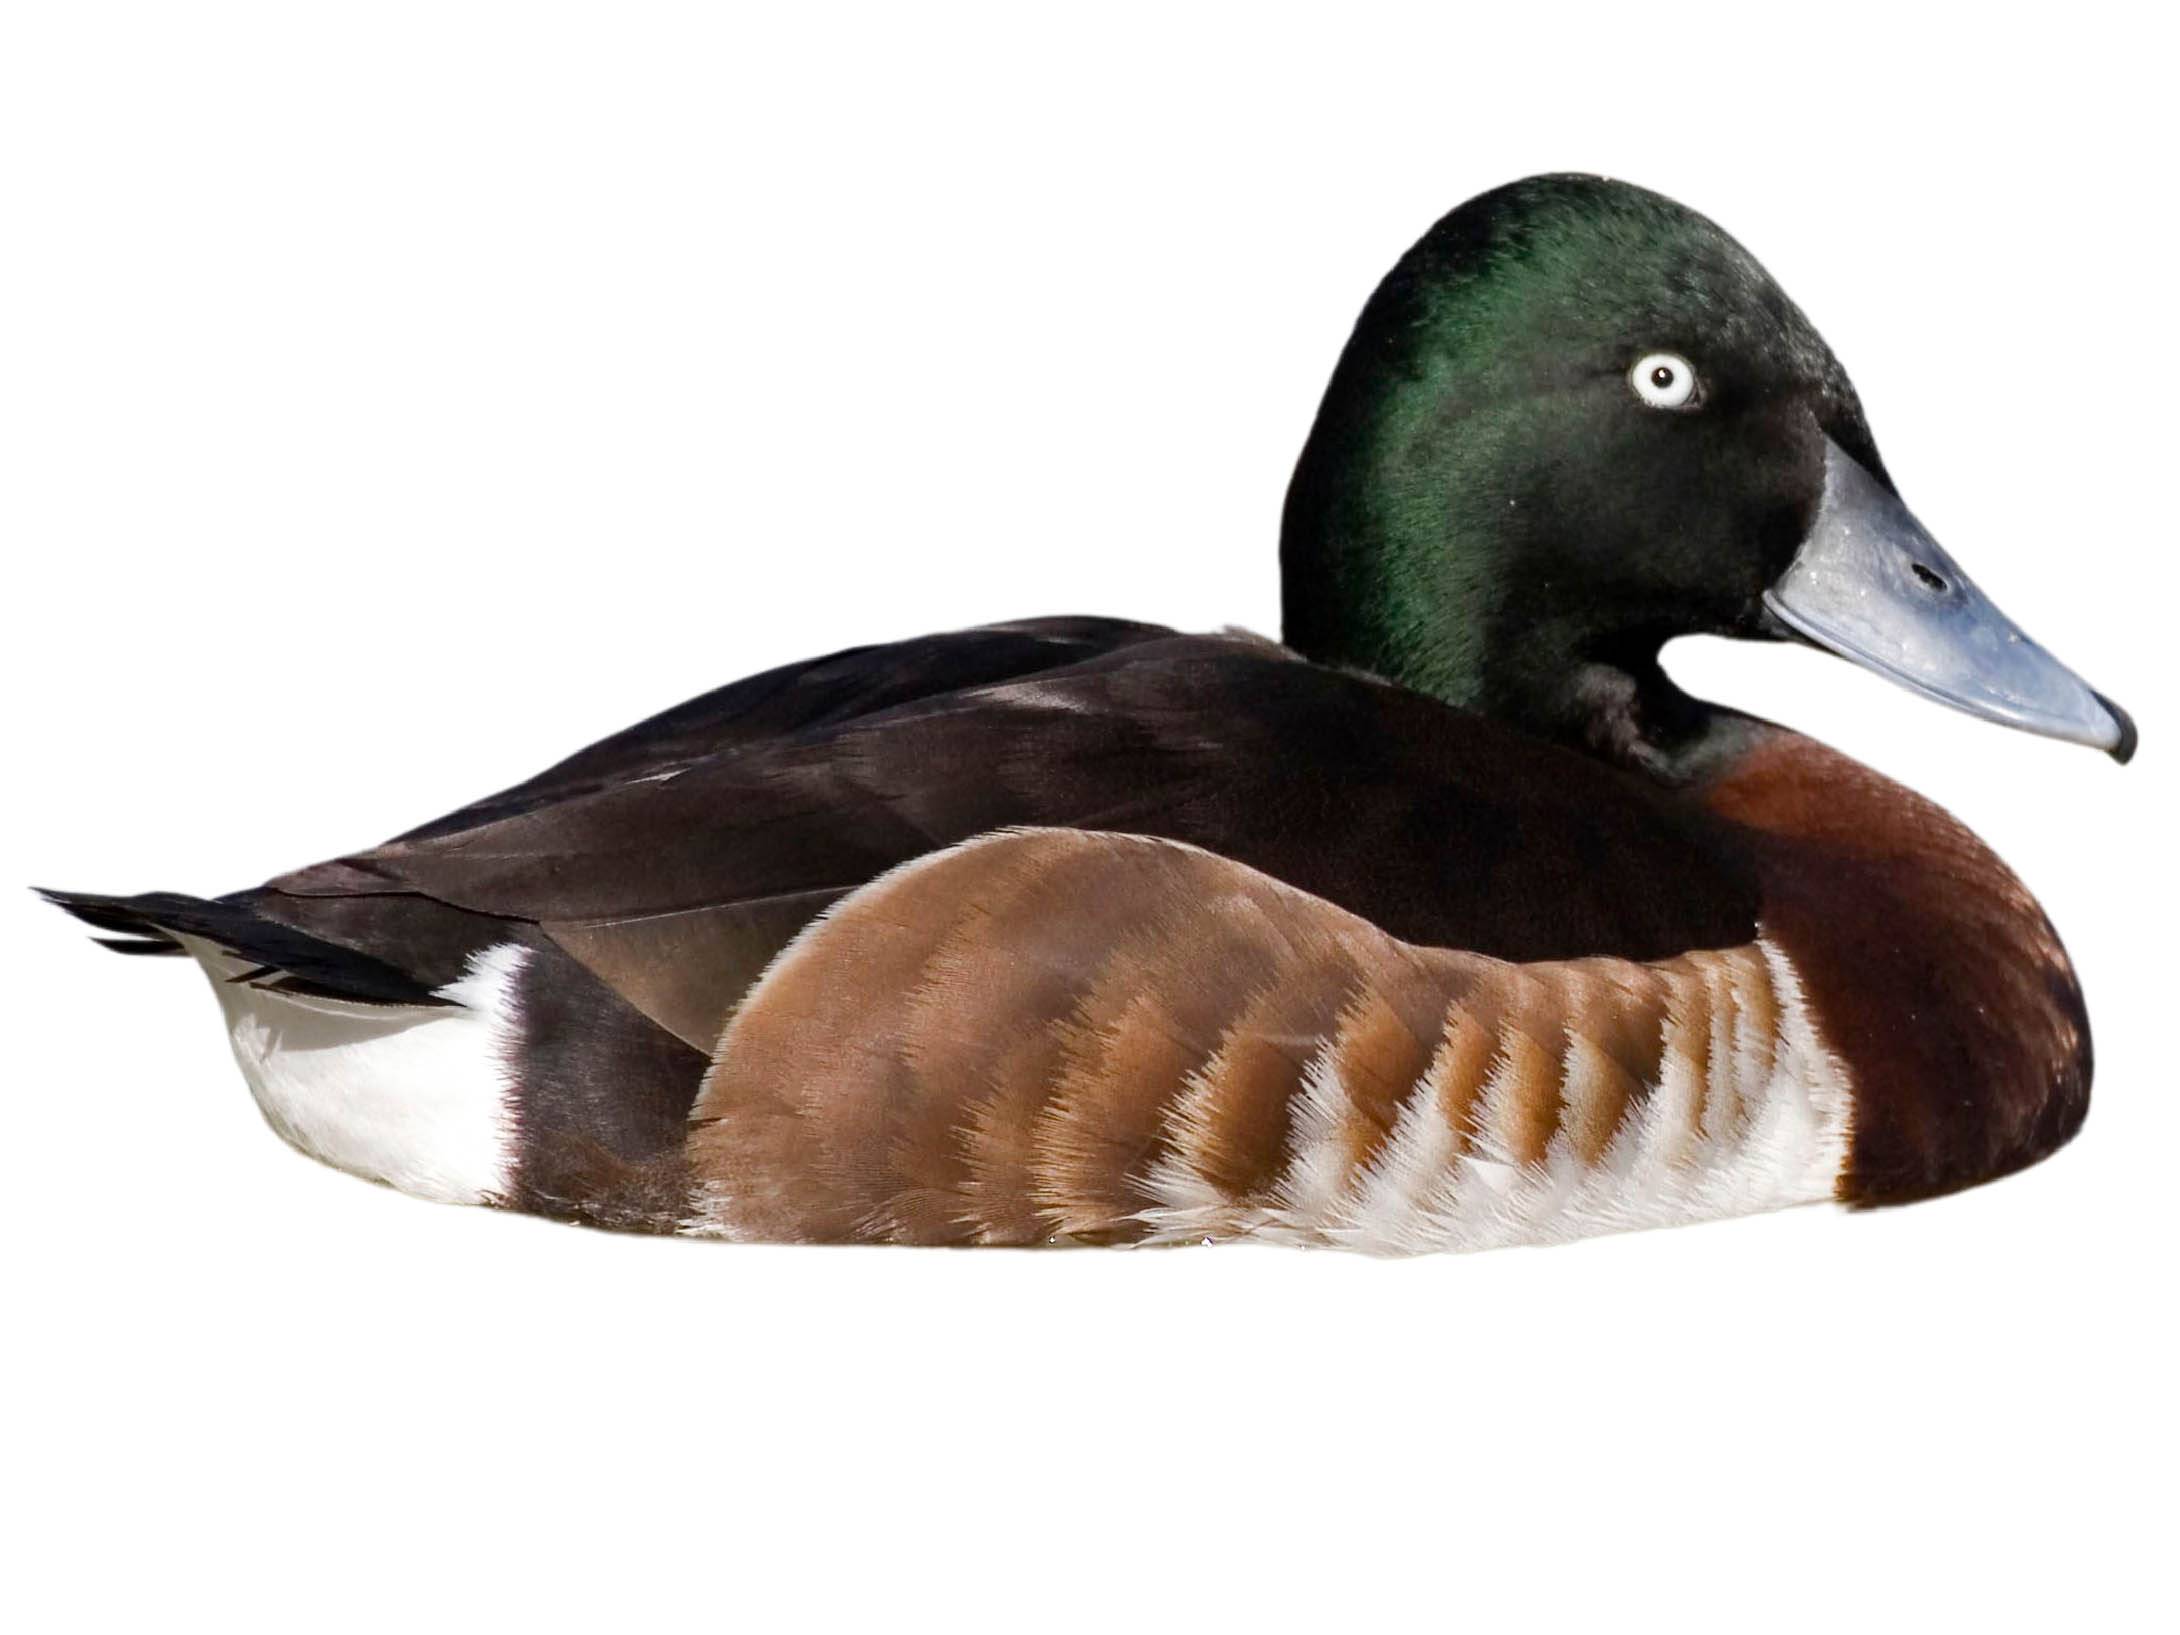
[[1699, 731, 2092, 1205]]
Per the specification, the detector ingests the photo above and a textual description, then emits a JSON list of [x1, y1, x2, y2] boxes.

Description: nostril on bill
[[1911, 561, 1948, 594]]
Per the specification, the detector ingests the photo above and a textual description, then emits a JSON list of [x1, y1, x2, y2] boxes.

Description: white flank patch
[[1138, 935, 1854, 1255], [177, 935, 524, 1205]]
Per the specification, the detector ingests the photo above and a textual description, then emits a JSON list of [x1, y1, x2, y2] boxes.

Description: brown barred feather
[[685, 827, 1851, 1249]]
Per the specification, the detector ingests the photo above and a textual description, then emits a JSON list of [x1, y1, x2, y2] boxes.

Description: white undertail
[[178, 937, 525, 1204]]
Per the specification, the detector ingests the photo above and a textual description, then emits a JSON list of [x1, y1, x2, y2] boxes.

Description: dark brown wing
[[394, 616, 1178, 842], [236, 615, 1178, 993], [256, 629, 1760, 1052]]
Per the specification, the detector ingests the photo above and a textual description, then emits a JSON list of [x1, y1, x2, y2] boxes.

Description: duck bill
[[1762, 437, 2135, 763]]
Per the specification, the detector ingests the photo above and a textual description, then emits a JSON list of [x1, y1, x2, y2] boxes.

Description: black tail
[[36, 888, 449, 1006]]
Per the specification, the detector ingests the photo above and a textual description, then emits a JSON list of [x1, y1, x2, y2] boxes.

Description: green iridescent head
[[1280, 174, 2131, 772]]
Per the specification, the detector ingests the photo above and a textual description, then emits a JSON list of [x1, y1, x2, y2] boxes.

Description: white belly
[[180, 937, 525, 1205]]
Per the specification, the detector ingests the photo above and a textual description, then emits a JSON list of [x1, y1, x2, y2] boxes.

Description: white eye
[[1630, 352, 1699, 410]]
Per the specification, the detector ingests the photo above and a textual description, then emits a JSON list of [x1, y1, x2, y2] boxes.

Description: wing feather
[[244, 624, 1757, 1081]]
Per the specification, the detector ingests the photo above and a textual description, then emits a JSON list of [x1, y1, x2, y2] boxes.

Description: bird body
[[43, 176, 2130, 1252]]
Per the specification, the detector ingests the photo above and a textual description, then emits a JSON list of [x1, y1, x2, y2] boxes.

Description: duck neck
[[1279, 377, 1733, 784]]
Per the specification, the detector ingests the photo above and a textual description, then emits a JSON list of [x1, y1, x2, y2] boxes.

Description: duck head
[[1282, 173, 2134, 777]]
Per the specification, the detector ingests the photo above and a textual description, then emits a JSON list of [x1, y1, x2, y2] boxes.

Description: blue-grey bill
[[1762, 438, 2134, 762]]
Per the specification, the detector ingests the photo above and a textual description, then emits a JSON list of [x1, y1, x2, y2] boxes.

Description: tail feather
[[93, 935, 189, 956], [37, 887, 450, 1006]]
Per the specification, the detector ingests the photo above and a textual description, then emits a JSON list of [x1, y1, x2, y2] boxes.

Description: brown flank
[[685, 828, 1812, 1245]]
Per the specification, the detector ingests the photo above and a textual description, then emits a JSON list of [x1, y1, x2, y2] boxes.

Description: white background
[[4, 5, 2172, 1629]]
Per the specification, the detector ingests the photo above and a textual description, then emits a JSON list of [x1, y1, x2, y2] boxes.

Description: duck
[[42, 174, 2135, 1252]]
